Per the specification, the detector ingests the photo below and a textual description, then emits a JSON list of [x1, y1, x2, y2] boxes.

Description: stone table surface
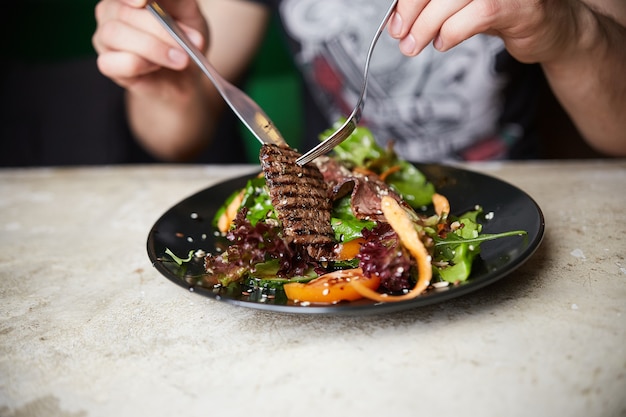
[[0, 161, 625, 417]]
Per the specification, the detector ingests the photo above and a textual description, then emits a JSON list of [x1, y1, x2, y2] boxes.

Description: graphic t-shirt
[[254, 0, 542, 161]]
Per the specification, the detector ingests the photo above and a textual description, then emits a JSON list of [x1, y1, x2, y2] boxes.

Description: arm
[[93, 0, 270, 161], [539, 1, 626, 155], [388, 0, 626, 156]]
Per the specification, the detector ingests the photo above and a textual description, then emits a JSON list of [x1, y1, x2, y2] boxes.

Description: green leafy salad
[[189, 126, 527, 304]]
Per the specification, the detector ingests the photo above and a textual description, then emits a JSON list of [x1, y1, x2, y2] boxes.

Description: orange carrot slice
[[217, 189, 245, 233], [379, 165, 402, 182], [432, 193, 450, 217], [333, 237, 366, 261], [284, 268, 381, 304]]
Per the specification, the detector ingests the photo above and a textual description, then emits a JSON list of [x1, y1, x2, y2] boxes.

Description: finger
[[96, 19, 190, 70], [434, 0, 500, 51], [149, 0, 205, 23], [122, 0, 148, 7], [399, 0, 473, 56], [96, 0, 205, 51], [120, 1, 206, 48], [96, 51, 160, 85], [388, 0, 430, 39], [94, 0, 162, 51]]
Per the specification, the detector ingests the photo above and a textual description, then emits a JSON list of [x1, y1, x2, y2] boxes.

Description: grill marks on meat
[[260, 144, 334, 259]]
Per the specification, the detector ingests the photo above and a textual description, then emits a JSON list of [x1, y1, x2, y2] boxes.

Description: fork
[[147, 1, 287, 147], [296, 0, 398, 166]]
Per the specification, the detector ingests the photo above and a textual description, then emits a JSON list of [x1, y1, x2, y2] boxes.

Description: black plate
[[147, 164, 544, 314]]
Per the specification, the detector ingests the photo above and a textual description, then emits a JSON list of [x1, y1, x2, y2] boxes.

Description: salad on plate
[[169, 125, 526, 305]]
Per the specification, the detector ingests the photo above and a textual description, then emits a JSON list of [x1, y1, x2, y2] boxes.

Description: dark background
[[0, 0, 605, 167]]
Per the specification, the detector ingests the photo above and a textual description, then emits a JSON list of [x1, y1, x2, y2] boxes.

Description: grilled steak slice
[[259, 144, 334, 259]]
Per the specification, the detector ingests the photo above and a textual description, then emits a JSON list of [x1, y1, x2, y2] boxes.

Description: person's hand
[[92, 0, 209, 92], [91, 0, 270, 161], [387, 0, 626, 156], [387, 0, 583, 64]]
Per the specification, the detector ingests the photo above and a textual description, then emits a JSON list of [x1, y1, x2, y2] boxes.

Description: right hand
[[92, 0, 209, 92]]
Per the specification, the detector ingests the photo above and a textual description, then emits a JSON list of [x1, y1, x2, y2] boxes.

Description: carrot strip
[[351, 195, 432, 302], [217, 190, 245, 233], [379, 165, 401, 182], [333, 238, 366, 261], [353, 166, 376, 176], [284, 268, 381, 304], [432, 193, 450, 217]]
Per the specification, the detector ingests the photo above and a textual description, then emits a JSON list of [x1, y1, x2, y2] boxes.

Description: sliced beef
[[313, 157, 405, 223], [259, 144, 335, 259]]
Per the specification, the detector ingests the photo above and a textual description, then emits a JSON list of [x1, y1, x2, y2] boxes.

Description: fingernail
[[399, 34, 416, 56], [185, 30, 204, 49], [433, 34, 443, 51], [127, 0, 146, 7], [168, 48, 187, 66], [389, 13, 402, 37]]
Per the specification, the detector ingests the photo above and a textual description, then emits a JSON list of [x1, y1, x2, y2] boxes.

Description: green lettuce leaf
[[323, 124, 435, 208], [330, 195, 376, 242]]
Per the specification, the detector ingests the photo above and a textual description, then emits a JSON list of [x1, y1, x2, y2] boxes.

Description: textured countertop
[[1, 161, 625, 417]]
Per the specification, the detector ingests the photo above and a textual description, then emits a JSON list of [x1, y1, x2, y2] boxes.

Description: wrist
[[542, 2, 613, 70]]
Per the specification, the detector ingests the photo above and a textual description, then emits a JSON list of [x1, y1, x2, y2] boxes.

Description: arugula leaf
[[164, 248, 194, 265], [240, 176, 275, 226], [213, 176, 275, 229], [330, 195, 376, 242], [325, 124, 435, 208], [386, 161, 436, 208], [435, 230, 528, 247], [433, 242, 478, 283], [322, 121, 386, 168], [431, 208, 527, 283]]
